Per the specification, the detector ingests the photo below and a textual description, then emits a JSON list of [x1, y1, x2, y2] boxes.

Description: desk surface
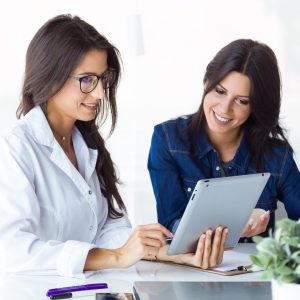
[[0, 244, 266, 300]]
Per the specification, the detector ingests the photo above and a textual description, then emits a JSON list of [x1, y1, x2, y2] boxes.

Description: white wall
[[1, 0, 299, 226]]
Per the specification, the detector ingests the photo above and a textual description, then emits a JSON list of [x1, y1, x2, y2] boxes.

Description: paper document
[[211, 250, 252, 272]]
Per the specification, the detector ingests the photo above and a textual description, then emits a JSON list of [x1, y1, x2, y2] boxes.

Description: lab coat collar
[[22, 105, 55, 148], [22, 106, 98, 183]]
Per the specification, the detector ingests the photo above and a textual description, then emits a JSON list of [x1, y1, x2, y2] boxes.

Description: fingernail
[[202, 234, 206, 239], [248, 219, 254, 226], [265, 210, 270, 215], [224, 228, 228, 234]]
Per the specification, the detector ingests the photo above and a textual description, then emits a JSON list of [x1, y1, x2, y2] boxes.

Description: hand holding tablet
[[241, 208, 270, 237]]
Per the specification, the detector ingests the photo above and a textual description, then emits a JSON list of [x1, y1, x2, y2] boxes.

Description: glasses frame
[[70, 68, 116, 94]]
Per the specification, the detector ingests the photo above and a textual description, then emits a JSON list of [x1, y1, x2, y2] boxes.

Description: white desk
[[0, 244, 264, 300]]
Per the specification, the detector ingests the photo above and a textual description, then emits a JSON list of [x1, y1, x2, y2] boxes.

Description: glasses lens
[[101, 69, 116, 89], [80, 75, 98, 93]]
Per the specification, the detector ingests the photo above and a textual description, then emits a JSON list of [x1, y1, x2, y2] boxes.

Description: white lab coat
[[0, 106, 132, 277]]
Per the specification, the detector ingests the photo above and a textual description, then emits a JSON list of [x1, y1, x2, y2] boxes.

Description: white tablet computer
[[167, 173, 270, 255]]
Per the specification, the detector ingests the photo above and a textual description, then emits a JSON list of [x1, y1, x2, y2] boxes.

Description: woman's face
[[47, 48, 108, 123], [203, 71, 251, 138]]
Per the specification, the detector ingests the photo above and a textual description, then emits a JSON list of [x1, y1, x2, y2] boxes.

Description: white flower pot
[[272, 279, 300, 300]]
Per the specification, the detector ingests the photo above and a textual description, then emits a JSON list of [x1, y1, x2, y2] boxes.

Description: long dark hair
[[188, 39, 291, 170], [17, 14, 126, 218]]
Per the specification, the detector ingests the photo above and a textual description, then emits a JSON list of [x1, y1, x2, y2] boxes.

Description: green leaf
[[277, 274, 296, 284], [277, 265, 294, 275], [283, 243, 291, 256], [253, 236, 264, 244], [295, 265, 300, 275], [292, 251, 300, 264], [282, 236, 300, 247], [253, 218, 300, 284], [250, 255, 262, 267], [261, 269, 273, 280], [275, 227, 282, 242]]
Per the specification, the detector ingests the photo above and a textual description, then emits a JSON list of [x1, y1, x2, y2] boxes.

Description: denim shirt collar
[[196, 126, 251, 172]]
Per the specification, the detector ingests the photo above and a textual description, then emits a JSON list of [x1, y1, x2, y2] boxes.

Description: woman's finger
[[254, 211, 270, 234], [241, 219, 254, 237], [217, 228, 228, 265], [194, 234, 205, 266], [135, 223, 173, 238], [244, 210, 270, 237], [141, 237, 164, 249], [209, 226, 223, 266], [134, 226, 171, 246], [201, 229, 212, 269]]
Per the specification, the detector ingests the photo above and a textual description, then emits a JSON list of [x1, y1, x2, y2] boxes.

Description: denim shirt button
[[216, 166, 220, 171], [187, 187, 192, 192]]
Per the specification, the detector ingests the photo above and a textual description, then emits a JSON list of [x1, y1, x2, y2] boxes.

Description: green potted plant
[[251, 218, 300, 300]]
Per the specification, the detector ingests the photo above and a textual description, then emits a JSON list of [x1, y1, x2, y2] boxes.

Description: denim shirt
[[148, 115, 300, 239]]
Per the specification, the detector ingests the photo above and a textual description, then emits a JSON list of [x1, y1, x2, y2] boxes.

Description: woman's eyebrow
[[218, 83, 250, 98], [75, 72, 97, 76], [74, 69, 108, 76]]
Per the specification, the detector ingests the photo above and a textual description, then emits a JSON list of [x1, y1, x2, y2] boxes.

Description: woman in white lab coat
[[0, 14, 227, 277]]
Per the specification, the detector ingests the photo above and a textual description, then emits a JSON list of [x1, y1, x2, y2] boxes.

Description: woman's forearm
[[84, 248, 123, 271]]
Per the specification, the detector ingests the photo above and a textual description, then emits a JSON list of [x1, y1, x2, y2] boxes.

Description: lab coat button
[[88, 190, 92, 195]]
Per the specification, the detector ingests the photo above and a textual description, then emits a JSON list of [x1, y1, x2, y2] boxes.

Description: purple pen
[[46, 283, 108, 297]]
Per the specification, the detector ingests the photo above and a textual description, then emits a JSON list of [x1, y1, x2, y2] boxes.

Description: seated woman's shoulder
[[156, 114, 194, 131], [265, 137, 294, 164]]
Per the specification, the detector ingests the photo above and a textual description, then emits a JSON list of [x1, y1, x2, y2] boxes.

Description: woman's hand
[[115, 223, 173, 268], [158, 226, 228, 269], [241, 209, 270, 238]]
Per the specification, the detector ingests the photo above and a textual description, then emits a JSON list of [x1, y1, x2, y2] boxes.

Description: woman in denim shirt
[[148, 39, 300, 258]]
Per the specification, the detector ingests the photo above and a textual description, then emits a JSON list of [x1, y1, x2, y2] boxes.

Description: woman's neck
[[46, 112, 75, 150], [206, 127, 243, 162]]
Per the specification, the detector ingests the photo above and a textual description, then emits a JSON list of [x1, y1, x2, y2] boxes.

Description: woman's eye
[[215, 87, 225, 95], [81, 76, 94, 84], [236, 98, 249, 106]]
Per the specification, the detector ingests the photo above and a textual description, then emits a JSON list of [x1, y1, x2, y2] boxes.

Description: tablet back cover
[[168, 173, 270, 255]]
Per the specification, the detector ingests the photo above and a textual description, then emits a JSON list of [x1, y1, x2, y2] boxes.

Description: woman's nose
[[90, 80, 105, 99], [219, 97, 233, 113]]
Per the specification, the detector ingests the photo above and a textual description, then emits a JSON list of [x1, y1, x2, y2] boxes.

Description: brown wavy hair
[[17, 14, 126, 217]]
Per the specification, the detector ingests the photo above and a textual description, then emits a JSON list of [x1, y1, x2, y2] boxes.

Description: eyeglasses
[[70, 68, 116, 94]]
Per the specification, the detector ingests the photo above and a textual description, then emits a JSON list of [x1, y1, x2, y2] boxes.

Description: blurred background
[[0, 0, 299, 225]]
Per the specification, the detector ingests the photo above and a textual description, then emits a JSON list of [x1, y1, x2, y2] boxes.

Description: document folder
[[156, 250, 256, 276]]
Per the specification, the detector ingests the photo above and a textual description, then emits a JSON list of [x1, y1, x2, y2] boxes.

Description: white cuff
[[57, 240, 97, 277]]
